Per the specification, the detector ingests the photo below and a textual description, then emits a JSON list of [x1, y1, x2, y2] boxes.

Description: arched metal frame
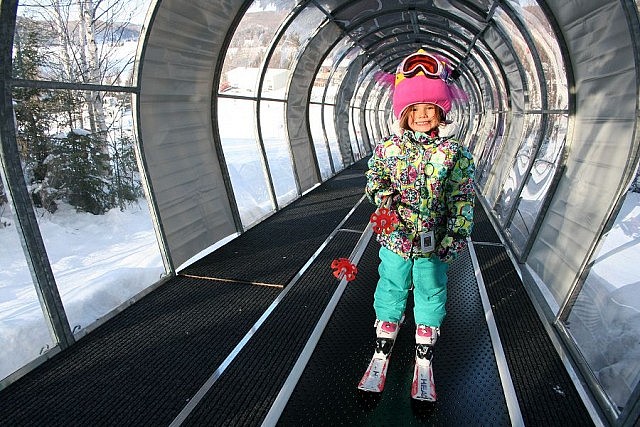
[[1, 0, 639, 423]]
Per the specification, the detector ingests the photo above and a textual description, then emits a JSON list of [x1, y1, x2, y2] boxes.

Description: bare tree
[[19, 0, 142, 126], [15, 1, 147, 212]]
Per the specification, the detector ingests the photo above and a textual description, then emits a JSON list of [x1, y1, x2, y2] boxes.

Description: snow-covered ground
[[0, 200, 165, 380]]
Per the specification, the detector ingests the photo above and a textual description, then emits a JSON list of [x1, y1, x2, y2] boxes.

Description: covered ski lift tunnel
[[1, 0, 640, 425]]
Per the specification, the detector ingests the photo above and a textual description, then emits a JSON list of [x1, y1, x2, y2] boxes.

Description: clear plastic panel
[[259, 101, 298, 206], [509, 114, 568, 252], [349, 107, 362, 161], [263, 6, 326, 100], [218, 98, 274, 226], [323, 37, 353, 103], [309, 104, 332, 180], [504, 0, 568, 110], [378, 90, 392, 136], [353, 62, 376, 106], [312, 38, 354, 104], [323, 105, 344, 172], [564, 185, 640, 411], [0, 183, 55, 381], [11, 88, 166, 334], [353, 108, 368, 159], [219, 1, 291, 95], [495, 114, 541, 223], [368, 108, 381, 144], [365, 83, 378, 110], [311, 68, 328, 103], [15, 0, 152, 85], [326, 47, 362, 104], [473, 42, 509, 111], [416, 12, 476, 41], [433, 0, 489, 28], [476, 113, 505, 188], [493, 7, 542, 109], [334, 5, 408, 27], [358, 23, 413, 50]]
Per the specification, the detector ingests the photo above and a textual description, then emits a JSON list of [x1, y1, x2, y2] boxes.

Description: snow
[[0, 200, 165, 380]]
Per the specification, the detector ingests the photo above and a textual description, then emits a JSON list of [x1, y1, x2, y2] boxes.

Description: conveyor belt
[[0, 161, 371, 426], [276, 241, 512, 426], [0, 159, 595, 426]]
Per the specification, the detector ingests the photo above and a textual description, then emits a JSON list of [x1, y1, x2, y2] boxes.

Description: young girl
[[363, 50, 475, 400]]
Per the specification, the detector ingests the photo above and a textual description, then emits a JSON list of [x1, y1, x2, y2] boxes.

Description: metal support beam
[[0, 0, 74, 348]]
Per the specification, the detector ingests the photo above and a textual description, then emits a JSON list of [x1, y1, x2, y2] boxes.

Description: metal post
[[0, 0, 74, 348]]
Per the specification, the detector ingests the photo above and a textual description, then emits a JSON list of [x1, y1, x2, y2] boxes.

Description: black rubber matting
[[341, 197, 376, 232], [471, 199, 501, 244], [278, 239, 511, 426], [181, 162, 368, 285], [0, 276, 281, 426], [471, 202, 593, 425], [180, 230, 363, 426]]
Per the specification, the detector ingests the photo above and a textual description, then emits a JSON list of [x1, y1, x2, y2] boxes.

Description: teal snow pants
[[374, 246, 449, 327]]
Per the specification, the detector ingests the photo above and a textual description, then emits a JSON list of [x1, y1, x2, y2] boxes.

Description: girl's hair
[[399, 103, 446, 131]]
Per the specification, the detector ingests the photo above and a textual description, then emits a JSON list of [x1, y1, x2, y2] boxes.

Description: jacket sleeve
[[365, 141, 395, 206], [436, 145, 476, 263]]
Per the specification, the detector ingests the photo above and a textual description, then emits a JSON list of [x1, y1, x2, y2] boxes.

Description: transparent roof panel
[[331, 1, 405, 26], [326, 46, 363, 104], [263, 5, 327, 99], [219, 1, 290, 94], [15, 0, 152, 85], [341, 10, 414, 36], [493, 6, 542, 109], [433, 0, 489, 28], [311, 37, 354, 103], [504, 0, 568, 110], [357, 23, 414, 47], [417, 13, 477, 41]]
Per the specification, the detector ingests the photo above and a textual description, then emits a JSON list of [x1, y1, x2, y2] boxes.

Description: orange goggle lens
[[400, 53, 444, 79]]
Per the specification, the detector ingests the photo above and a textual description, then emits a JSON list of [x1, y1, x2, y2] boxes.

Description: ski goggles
[[399, 52, 447, 79]]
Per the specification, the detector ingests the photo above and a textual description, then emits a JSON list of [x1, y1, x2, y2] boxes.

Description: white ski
[[357, 354, 391, 392], [411, 346, 437, 401], [358, 318, 403, 393]]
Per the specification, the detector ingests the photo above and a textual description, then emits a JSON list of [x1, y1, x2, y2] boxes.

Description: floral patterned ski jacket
[[365, 129, 476, 263]]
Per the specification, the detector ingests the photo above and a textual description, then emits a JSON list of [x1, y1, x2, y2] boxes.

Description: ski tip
[[411, 364, 437, 402], [358, 373, 386, 392], [357, 384, 384, 393], [411, 393, 437, 402]]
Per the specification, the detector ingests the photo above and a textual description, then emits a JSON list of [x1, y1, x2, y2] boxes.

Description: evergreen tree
[[110, 134, 143, 210], [12, 10, 144, 215], [12, 17, 60, 213], [48, 130, 113, 214]]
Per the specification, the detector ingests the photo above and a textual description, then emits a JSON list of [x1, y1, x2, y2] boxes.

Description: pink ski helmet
[[392, 50, 454, 118]]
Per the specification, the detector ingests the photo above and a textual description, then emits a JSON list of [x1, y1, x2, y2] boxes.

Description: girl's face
[[407, 103, 440, 133]]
